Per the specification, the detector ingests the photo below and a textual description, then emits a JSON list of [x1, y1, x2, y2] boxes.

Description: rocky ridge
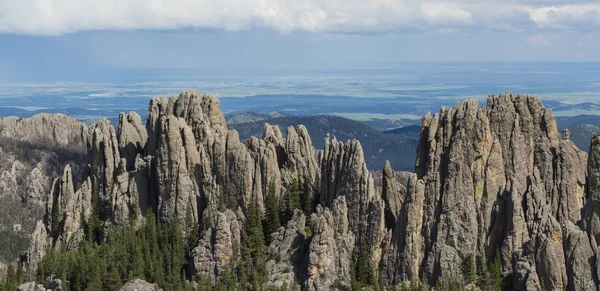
[[5, 91, 600, 290], [0, 113, 88, 263]]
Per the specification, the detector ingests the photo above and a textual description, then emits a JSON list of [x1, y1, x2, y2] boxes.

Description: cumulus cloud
[[0, 0, 599, 35]]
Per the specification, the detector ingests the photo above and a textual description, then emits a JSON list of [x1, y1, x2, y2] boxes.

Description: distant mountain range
[[228, 114, 420, 171]]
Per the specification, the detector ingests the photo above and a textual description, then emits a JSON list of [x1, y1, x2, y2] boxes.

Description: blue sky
[[1, 0, 600, 82]]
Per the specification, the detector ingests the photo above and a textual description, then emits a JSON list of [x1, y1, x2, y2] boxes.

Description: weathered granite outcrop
[[119, 279, 163, 291], [87, 119, 120, 216], [380, 173, 425, 286], [280, 125, 319, 195], [118, 112, 148, 171], [0, 114, 88, 263], [382, 160, 406, 228], [0, 113, 87, 150], [305, 197, 355, 291], [387, 93, 592, 289], [26, 221, 48, 276], [319, 135, 387, 273], [45, 164, 92, 249], [16, 281, 46, 291], [154, 115, 202, 224], [190, 209, 242, 283], [266, 209, 307, 290]]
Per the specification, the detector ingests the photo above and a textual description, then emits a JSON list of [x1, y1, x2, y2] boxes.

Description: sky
[[1, 0, 600, 82]]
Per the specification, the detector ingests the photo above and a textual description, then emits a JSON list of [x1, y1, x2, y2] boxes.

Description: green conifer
[[282, 179, 301, 224], [355, 244, 376, 288], [264, 181, 281, 244], [301, 179, 312, 214], [489, 250, 502, 291]]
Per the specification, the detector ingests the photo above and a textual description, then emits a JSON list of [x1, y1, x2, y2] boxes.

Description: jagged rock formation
[[266, 209, 306, 290], [118, 112, 148, 171], [0, 113, 88, 263], [190, 209, 242, 283], [45, 165, 92, 249], [305, 197, 355, 290], [0, 113, 87, 203], [320, 136, 387, 274], [22, 90, 322, 276], [382, 160, 406, 228], [26, 221, 47, 277], [12, 91, 600, 291], [379, 93, 595, 290], [380, 173, 424, 284]]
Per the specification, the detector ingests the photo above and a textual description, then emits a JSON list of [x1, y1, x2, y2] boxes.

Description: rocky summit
[[1, 90, 600, 291]]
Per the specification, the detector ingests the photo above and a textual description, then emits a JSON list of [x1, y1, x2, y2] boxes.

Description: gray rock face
[[223, 130, 254, 210], [319, 136, 387, 273], [380, 173, 425, 285], [118, 111, 148, 171], [305, 197, 355, 291], [382, 160, 406, 228], [563, 221, 596, 291], [16, 282, 45, 291], [246, 134, 281, 209], [396, 93, 593, 289], [87, 119, 121, 216], [86, 117, 151, 227], [190, 210, 241, 283], [155, 115, 201, 224], [280, 125, 319, 196], [26, 221, 47, 276], [0, 113, 88, 150], [45, 164, 92, 249], [266, 209, 307, 290], [119, 279, 163, 291], [0, 114, 88, 263]]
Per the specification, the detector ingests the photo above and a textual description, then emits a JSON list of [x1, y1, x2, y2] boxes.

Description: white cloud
[[527, 4, 600, 30], [0, 0, 599, 35]]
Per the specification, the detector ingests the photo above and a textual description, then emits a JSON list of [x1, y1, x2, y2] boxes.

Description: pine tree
[[85, 249, 104, 291], [462, 253, 476, 284], [51, 194, 61, 238], [247, 197, 265, 255], [126, 225, 144, 279], [488, 250, 502, 291], [263, 181, 281, 244], [15, 261, 24, 286], [105, 263, 123, 291], [185, 204, 199, 251], [282, 179, 301, 224], [5, 264, 17, 291], [301, 179, 312, 215], [355, 244, 376, 288], [245, 197, 267, 289], [87, 185, 103, 242]]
